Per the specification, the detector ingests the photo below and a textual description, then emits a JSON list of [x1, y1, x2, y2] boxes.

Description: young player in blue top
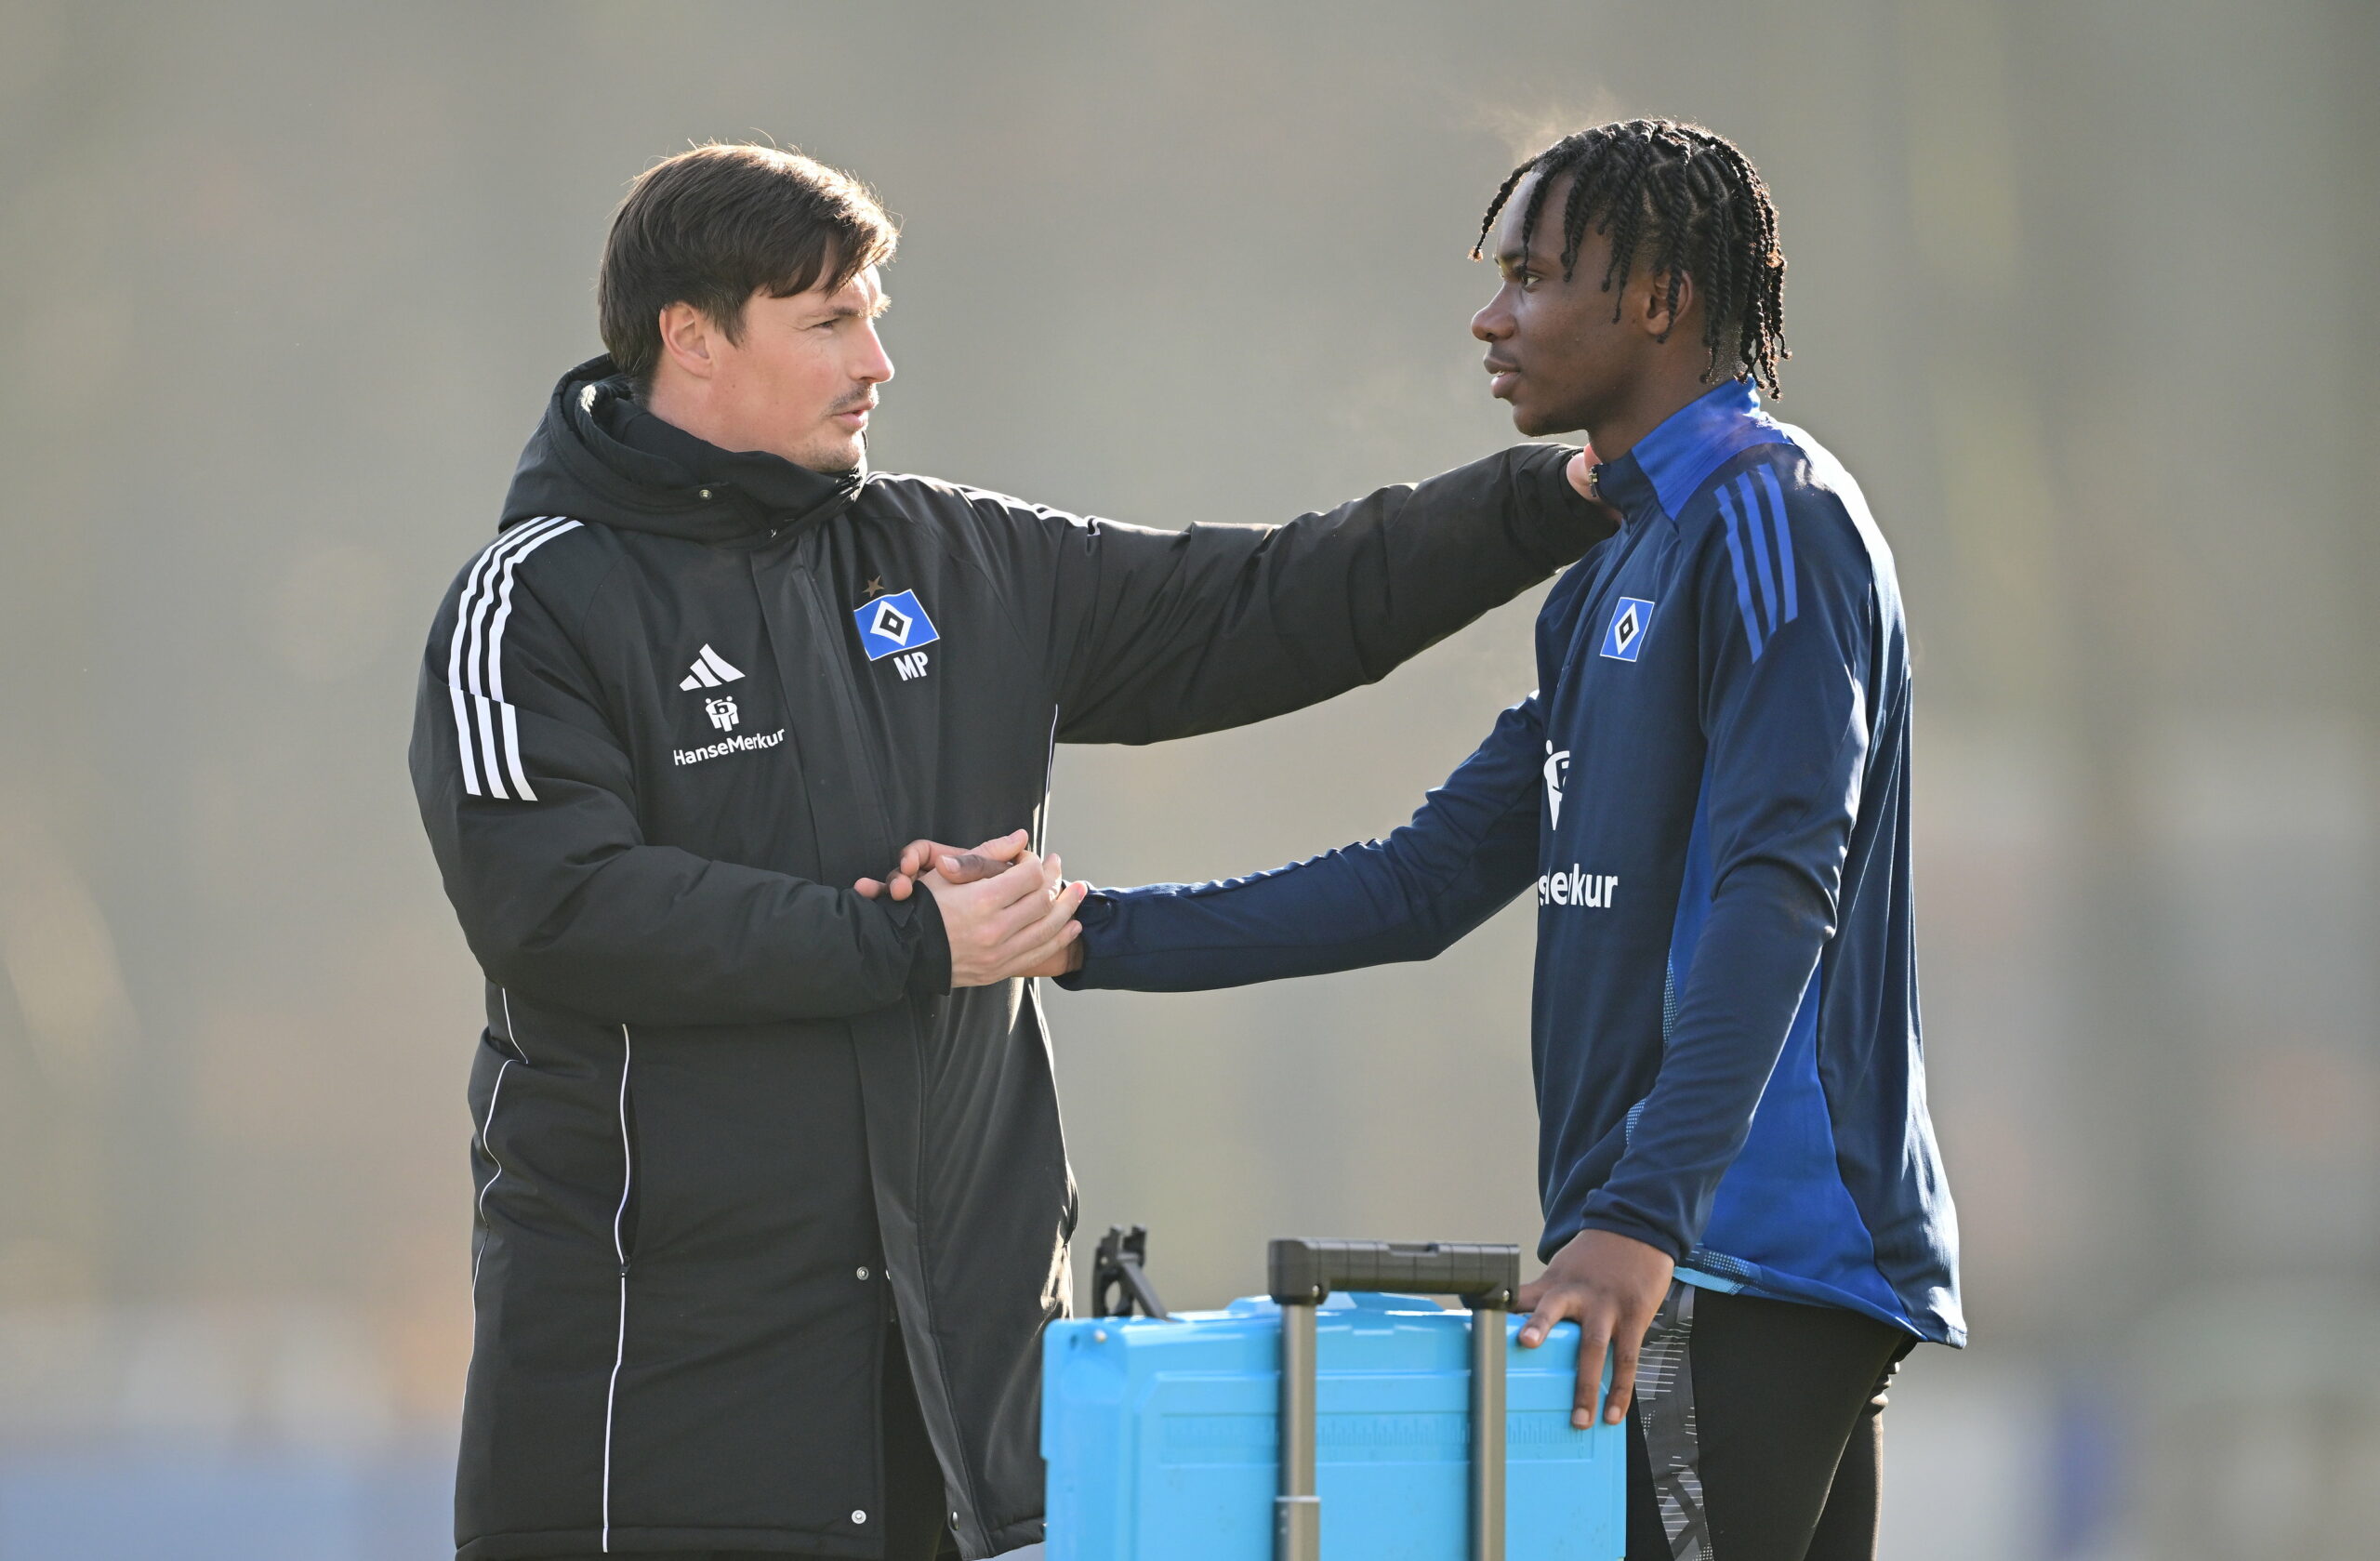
[[867, 121, 1961, 1561]]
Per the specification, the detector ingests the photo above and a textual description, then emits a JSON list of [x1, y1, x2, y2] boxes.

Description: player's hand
[[854, 828, 1031, 901], [1011, 937, 1086, 980], [1514, 1228, 1674, 1428], [922, 849, 1085, 986]]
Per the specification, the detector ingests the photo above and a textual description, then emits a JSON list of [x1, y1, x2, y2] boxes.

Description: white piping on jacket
[[472, 992, 531, 1292], [600, 1023, 633, 1551], [471, 1059, 509, 1290]]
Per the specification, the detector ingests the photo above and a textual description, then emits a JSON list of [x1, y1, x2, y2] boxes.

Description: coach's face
[[657, 262, 894, 473], [1474, 172, 1672, 439]]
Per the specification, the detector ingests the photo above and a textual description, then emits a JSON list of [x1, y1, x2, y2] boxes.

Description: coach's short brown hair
[[598, 143, 897, 386]]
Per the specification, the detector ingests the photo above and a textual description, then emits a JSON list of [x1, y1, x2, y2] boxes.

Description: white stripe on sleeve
[[445, 517, 562, 796], [463, 518, 567, 791], [480, 520, 581, 801], [443, 517, 582, 802]]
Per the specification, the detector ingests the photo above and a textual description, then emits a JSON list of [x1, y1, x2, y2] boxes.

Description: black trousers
[[546, 1317, 957, 1561], [1626, 1286, 1913, 1561]]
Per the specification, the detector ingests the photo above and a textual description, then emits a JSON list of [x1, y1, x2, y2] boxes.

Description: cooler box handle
[[1265, 1238, 1522, 1561]]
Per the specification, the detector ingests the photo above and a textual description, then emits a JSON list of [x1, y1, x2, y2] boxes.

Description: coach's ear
[[656, 299, 724, 382]]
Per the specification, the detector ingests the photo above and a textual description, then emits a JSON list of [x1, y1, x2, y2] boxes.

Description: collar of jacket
[[498, 354, 866, 545], [1590, 377, 1787, 524]]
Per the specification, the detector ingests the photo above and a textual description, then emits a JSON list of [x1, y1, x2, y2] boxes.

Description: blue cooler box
[[1042, 1291, 1624, 1560]]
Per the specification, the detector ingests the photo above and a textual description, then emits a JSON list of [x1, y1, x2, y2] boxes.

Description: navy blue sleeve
[[1061, 696, 1546, 991], [1574, 480, 1876, 1261]]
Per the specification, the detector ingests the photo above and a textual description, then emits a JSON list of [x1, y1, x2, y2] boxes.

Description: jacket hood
[[499, 355, 865, 544]]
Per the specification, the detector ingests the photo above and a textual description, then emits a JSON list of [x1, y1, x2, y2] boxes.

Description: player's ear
[[1639, 268, 1691, 341]]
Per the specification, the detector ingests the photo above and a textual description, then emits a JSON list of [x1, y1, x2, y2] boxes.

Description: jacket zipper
[[781, 553, 981, 1546], [786, 562, 902, 870]]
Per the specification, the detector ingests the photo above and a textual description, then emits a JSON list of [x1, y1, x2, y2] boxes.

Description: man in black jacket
[[411, 142, 1606, 1561]]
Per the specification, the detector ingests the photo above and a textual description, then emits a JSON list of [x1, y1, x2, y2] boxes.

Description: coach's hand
[[909, 838, 1086, 977], [1567, 448, 1595, 496], [854, 829, 1031, 902], [921, 848, 1085, 987], [1514, 1228, 1674, 1429], [1566, 447, 1627, 531]]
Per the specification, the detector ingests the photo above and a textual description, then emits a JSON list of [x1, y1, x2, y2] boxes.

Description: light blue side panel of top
[[1666, 769, 1916, 1331]]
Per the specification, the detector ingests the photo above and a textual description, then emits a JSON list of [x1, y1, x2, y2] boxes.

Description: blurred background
[[1, 0, 2374, 1555]]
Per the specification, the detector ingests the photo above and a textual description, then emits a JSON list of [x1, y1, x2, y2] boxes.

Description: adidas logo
[[679, 644, 746, 691]]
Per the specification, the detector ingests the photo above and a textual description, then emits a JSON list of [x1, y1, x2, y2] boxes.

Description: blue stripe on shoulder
[[1739, 474, 1782, 635], [1755, 464, 1798, 626], [1713, 483, 1766, 661]]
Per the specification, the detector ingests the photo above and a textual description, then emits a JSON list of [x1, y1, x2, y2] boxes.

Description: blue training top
[[1064, 379, 1964, 1344]]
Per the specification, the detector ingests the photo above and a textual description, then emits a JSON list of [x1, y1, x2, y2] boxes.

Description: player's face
[[703, 265, 894, 473], [1472, 174, 1646, 438]]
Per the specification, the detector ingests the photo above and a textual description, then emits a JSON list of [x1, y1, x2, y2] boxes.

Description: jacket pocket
[[620, 1023, 873, 1274]]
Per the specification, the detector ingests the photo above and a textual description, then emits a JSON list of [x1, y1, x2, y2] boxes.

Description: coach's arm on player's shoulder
[[1003, 446, 1608, 746]]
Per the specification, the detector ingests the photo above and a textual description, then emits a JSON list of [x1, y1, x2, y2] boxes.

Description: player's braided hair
[[1474, 120, 1789, 397]]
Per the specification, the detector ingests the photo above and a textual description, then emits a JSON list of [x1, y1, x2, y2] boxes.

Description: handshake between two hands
[[853, 829, 1085, 986], [845, 457, 1612, 994]]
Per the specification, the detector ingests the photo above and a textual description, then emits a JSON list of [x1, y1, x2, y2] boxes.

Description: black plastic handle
[[1090, 1225, 1170, 1319], [1267, 1238, 1520, 1307]]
